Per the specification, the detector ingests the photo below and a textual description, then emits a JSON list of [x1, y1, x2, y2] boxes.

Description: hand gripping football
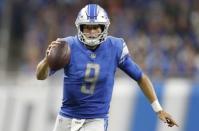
[[47, 41, 70, 70]]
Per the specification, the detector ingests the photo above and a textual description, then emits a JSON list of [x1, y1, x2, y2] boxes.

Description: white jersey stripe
[[119, 42, 129, 63]]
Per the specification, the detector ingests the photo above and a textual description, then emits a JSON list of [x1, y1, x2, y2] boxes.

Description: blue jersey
[[50, 36, 143, 119]]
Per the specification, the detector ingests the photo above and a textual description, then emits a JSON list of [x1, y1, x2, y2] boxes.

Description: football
[[47, 41, 70, 70]]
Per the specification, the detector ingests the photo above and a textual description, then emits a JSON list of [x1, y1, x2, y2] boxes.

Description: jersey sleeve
[[118, 40, 129, 64], [118, 40, 143, 81]]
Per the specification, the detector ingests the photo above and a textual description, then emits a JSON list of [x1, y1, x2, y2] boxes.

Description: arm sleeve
[[117, 40, 143, 81], [119, 55, 143, 81]]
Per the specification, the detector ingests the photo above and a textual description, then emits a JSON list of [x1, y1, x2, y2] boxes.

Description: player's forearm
[[138, 73, 163, 112], [36, 57, 49, 80], [138, 73, 157, 103]]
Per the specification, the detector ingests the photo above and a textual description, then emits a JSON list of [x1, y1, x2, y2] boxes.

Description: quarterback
[[36, 4, 178, 131]]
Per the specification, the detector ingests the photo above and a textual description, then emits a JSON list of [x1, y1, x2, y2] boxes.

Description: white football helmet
[[75, 4, 110, 46]]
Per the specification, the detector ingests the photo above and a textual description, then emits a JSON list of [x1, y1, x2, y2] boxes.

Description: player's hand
[[157, 110, 179, 127], [46, 38, 65, 56], [46, 40, 60, 57]]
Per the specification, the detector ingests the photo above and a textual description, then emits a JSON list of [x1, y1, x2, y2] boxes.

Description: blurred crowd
[[0, 0, 199, 80]]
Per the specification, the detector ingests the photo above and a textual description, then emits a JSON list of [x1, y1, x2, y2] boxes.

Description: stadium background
[[0, 0, 199, 131]]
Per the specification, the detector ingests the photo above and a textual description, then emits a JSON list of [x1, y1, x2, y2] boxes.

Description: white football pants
[[52, 115, 108, 131]]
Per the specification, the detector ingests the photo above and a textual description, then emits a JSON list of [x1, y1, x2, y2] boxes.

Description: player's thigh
[[80, 118, 108, 131], [52, 115, 71, 131]]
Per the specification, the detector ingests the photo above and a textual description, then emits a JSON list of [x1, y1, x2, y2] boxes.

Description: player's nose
[[89, 28, 97, 33], [87, 30, 97, 36]]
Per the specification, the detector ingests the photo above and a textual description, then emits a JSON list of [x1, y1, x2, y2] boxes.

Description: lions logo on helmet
[[75, 4, 110, 46]]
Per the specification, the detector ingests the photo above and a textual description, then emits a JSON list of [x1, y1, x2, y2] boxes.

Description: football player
[[36, 4, 178, 131]]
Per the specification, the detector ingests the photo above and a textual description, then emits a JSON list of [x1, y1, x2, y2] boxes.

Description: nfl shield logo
[[90, 53, 96, 59]]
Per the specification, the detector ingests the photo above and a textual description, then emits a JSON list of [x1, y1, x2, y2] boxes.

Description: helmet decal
[[87, 4, 98, 20]]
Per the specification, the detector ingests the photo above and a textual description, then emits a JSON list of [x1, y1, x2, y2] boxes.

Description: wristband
[[151, 100, 163, 112]]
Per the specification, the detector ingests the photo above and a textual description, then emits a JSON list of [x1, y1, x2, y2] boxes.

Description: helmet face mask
[[75, 4, 110, 47]]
